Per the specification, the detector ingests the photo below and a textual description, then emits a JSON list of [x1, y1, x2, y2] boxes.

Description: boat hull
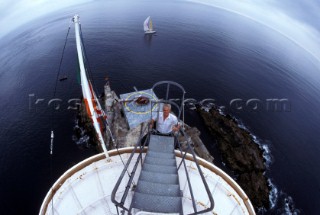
[[144, 30, 156, 34]]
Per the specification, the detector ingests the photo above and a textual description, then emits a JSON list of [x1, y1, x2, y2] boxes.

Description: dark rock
[[238, 172, 270, 208], [178, 125, 214, 162], [73, 101, 100, 150], [197, 106, 270, 210]]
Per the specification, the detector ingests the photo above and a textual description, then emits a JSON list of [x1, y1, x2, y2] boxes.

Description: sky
[[0, 0, 320, 63], [188, 0, 320, 64], [0, 0, 93, 39]]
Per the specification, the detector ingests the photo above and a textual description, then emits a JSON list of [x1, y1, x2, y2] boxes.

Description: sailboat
[[143, 16, 156, 34]]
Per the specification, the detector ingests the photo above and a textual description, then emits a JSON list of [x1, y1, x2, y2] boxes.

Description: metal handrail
[[151, 80, 185, 121], [111, 125, 149, 214], [149, 99, 182, 123], [152, 80, 186, 101], [175, 137, 198, 213], [176, 129, 215, 214]]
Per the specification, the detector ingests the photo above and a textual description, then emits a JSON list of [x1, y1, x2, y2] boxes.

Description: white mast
[[73, 15, 109, 158]]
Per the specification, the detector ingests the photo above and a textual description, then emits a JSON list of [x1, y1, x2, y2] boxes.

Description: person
[[150, 103, 180, 135]]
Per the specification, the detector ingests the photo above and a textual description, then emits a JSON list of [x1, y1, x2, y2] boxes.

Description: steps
[[131, 134, 182, 214]]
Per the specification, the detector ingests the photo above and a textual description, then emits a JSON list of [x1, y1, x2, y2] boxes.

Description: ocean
[[0, 1, 319, 214]]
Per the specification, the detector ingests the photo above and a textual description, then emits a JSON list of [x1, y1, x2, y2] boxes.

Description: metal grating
[[131, 135, 182, 214]]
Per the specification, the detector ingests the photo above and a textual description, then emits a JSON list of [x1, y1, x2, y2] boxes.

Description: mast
[[73, 15, 109, 158]]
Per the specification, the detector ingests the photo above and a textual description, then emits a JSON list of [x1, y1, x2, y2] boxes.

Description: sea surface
[[0, 1, 319, 214]]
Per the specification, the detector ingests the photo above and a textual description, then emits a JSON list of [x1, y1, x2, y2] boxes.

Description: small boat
[[59, 75, 68, 81], [143, 16, 156, 34]]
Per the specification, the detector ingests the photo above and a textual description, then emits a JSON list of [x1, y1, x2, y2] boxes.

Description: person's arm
[[172, 123, 180, 132], [149, 118, 155, 129], [171, 116, 180, 132]]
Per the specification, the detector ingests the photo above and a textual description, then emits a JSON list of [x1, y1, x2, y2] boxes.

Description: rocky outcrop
[[178, 125, 214, 162], [73, 102, 100, 149], [197, 106, 270, 210]]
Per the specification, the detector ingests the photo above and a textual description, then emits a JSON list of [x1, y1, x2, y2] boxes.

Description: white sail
[[73, 15, 109, 158], [143, 16, 150, 32]]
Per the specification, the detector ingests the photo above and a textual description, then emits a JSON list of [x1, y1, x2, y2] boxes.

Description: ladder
[[130, 134, 182, 214]]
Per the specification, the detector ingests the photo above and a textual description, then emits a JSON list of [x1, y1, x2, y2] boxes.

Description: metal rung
[[136, 180, 181, 197], [147, 151, 175, 159], [148, 144, 174, 153], [142, 163, 177, 174], [131, 192, 182, 213], [148, 135, 175, 153], [139, 170, 178, 184], [144, 156, 176, 166]]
